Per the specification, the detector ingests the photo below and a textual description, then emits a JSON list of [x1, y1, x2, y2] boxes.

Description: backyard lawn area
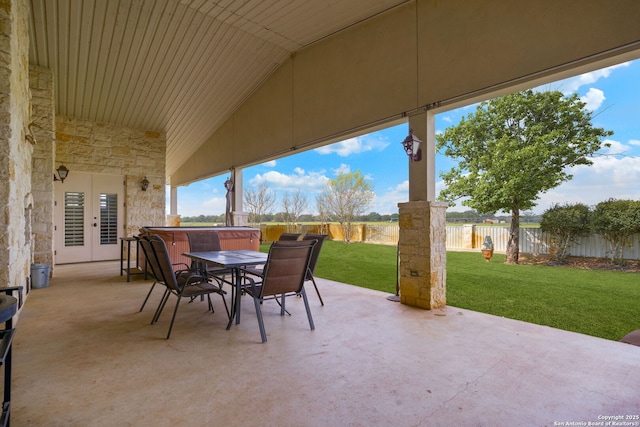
[[264, 240, 640, 342]]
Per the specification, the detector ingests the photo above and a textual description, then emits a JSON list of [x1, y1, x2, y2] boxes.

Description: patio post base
[[397, 201, 447, 310]]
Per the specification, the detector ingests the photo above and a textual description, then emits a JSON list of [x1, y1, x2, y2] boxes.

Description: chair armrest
[[175, 270, 208, 288], [1, 286, 24, 309], [241, 275, 262, 297], [174, 269, 205, 277], [172, 263, 190, 270], [239, 266, 264, 278]]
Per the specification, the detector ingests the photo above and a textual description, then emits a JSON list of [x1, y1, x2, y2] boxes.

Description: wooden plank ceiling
[[28, 0, 408, 179]]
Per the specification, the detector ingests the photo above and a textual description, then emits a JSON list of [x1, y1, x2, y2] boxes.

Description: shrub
[[590, 198, 640, 263], [540, 203, 591, 262]]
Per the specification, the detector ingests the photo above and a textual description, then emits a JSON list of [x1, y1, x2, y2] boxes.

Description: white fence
[[358, 224, 640, 260], [467, 226, 640, 260], [259, 224, 640, 259]]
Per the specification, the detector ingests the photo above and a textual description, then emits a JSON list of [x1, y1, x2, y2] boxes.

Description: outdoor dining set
[[134, 231, 327, 343]]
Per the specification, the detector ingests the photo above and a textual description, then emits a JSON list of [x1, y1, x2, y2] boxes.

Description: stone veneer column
[[397, 201, 447, 309], [0, 0, 31, 292], [30, 65, 55, 268], [166, 215, 181, 226], [463, 224, 475, 249], [231, 212, 248, 226]]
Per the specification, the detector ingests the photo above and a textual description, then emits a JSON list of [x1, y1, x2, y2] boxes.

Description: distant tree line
[[181, 211, 401, 224], [181, 208, 544, 225], [445, 210, 542, 224]]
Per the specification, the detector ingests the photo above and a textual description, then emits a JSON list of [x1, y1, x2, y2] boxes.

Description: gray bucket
[[31, 264, 51, 289]]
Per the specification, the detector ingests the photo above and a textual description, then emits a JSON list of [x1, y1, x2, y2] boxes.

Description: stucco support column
[[397, 111, 447, 309], [230, 168, 248, 226]]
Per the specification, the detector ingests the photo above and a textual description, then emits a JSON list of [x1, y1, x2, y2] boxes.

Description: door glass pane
[[100, 193, 118, 245], [64, 192, 85, 247]]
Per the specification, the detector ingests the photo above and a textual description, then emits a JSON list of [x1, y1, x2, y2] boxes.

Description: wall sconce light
[[401, 128, 422, 161], [141, 177, 150, 191], [53, 164, 69, 183]]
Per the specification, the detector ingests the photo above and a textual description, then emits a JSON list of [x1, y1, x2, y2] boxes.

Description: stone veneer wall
[[30, 65, 55, 267], [398, 201, 447, 309], [0, 0, 32, 292], [55, 116, 166, 238]]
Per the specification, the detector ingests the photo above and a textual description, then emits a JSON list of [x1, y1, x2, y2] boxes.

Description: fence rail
[[259, 224, 640, 260], [468, 226, 640, 260]]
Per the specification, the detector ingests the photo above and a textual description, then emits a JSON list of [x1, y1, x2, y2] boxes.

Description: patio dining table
[[182, 250, 267, 329]]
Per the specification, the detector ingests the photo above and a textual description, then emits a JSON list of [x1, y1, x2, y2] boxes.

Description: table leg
[[235, 268, 242, 325], [134, 239, 148, 280], [120, 239, 125, 276], [225, 267, 243, 330], [126, 239, 132, 282]]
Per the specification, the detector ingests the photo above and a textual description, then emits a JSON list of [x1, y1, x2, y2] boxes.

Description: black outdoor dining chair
[[135, 235, 162, 312], [187, 231, 232, 287], [302, 233, 328, 306], [145, 234, 230, 339], [241, 239, 317, 343], [278, 233, 301, 241], [242, 232, 302, 278], [136, 234, 204, 312]]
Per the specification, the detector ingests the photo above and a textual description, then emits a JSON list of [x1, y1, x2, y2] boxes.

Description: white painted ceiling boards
[[28, 0, 408, 178]]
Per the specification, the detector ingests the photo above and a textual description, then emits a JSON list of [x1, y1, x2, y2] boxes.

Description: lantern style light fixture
[[53, 164, 69, 183], [141, 177, 150, 191], [401, 128, 422, 161]]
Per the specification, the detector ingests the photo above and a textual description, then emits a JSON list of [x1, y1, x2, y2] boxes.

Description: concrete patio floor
[[10, 261, 640, 426]]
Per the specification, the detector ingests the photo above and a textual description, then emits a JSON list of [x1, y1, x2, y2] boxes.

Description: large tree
[[436, 89, 612, 264], [281, 189, 308, 232], [318, 170, 374, 242], [243, 182, 276, 225]]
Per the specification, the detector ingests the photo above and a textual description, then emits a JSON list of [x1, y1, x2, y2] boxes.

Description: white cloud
[[629, 139, 640, 147], [557, 62, 630, 93], [314, 135, 389, 157], [533, 146, 640, 213], [580, 87, 605, 111], [249, 170, 329, 192], [599, 139, 629, 156], [197, 181, 219, 192], [202, 196, 226, 210], [372, 180, 475, 214], [262, 160, 277, 167], [246, 169, 333, 215], [332, 163, 351, 175], [370, 181, 408, 214], [173, 195, 227, 218]]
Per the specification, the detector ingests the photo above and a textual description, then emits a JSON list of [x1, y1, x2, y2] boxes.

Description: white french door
[[54, 172, 125, 264]]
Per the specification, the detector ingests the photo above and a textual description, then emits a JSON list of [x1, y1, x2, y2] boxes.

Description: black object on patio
[[301, 233, 328, 306], [242, 240, 316, 343], [144, 234, 229, 339]]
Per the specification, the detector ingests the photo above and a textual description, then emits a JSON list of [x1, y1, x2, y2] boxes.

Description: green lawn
[[262, 240, 640, 342]]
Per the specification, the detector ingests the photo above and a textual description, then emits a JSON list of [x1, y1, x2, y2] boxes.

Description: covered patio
[[2, 2, 640, 425], [12, 262, 639, 426]]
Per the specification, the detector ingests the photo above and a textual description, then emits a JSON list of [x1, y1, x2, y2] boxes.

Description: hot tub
[[139, 226, 261, 268]]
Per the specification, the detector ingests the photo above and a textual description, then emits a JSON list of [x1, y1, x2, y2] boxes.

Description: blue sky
[[169, 58, 640, 217]]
